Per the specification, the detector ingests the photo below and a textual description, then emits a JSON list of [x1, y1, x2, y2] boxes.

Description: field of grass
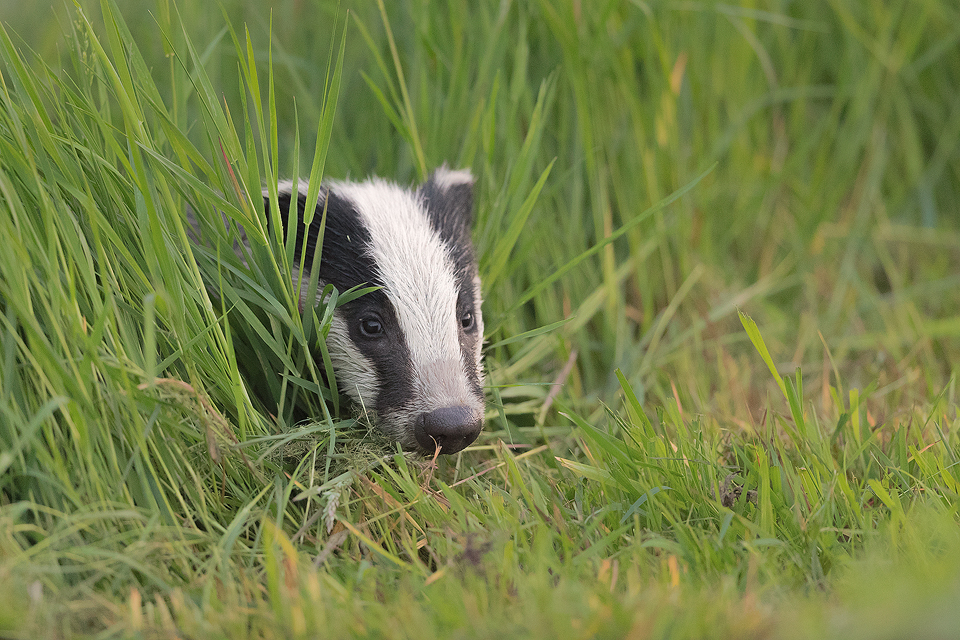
[[1, 0, 960, 637]]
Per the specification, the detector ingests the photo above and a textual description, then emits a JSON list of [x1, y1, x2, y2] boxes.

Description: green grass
[[1, 0, 960, 637]]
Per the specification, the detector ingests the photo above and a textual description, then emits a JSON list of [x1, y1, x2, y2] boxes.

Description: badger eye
[[460, 310, 474, 331], [359, 317, 383, 337]]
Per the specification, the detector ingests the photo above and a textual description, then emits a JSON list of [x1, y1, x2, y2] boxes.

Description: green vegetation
[[2, 0, 960, 637]]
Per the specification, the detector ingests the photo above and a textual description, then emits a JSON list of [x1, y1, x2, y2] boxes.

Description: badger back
[[268, 168, 484, 455]]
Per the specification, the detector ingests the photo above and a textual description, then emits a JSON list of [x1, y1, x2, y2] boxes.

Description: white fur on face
[[326, 315, 380, 406], [330, 179, 481, 415], [472, 274, 485, 378]]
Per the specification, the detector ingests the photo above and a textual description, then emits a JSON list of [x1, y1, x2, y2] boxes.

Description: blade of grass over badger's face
[[265, 167, 485, 455]]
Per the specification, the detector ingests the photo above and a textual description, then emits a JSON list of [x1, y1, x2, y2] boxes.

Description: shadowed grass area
[[1, 0, 959, 637]]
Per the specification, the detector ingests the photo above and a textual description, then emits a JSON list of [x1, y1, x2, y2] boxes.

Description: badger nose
[[414, 406, 482, 455]]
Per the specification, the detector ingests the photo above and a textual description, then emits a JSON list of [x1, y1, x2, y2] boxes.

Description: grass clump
[[1, 0, 960, 638]]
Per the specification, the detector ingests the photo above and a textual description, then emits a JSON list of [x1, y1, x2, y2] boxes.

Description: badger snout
[[414, 406, 483, 455], [409, 359, 484, 454]]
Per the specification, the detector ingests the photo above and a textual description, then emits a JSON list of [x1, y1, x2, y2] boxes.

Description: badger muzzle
[[410, 357, 484, 455], [414, 405, 483, 455]]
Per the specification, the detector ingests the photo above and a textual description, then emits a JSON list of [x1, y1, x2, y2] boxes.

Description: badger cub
[[270, 167, 485, 455]]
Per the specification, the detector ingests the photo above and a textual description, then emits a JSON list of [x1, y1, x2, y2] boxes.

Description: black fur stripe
[[272, 188, 381, 292], [267, 186, 416, 418], [417, 172, 484, 401]]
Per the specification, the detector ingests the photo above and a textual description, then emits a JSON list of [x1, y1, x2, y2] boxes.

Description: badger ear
[[419, 165, 475, 242]]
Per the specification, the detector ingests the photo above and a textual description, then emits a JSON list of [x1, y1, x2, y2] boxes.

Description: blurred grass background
[[1, 0, 959, 637]]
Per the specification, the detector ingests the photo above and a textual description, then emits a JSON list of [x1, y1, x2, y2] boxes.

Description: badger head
[[268, 167, 485, 455]]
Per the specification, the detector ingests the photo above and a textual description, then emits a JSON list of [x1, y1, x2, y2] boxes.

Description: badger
[[258, 167, 485, 455]]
